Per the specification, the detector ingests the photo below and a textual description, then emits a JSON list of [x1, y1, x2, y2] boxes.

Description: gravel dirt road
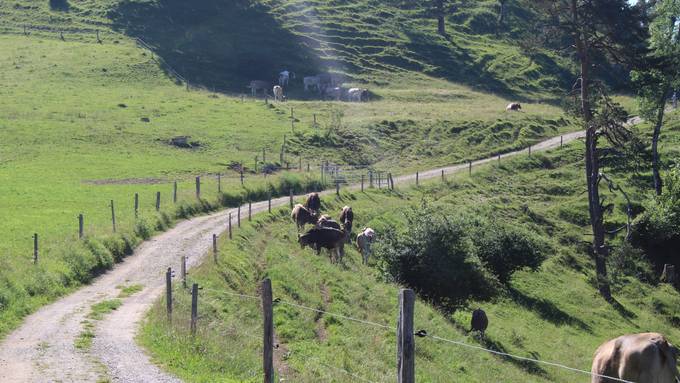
[[0, 128, 592, 382]]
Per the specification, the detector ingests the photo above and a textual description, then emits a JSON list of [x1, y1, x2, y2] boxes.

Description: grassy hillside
[[140, 113, 680, 382], [0, 0, 586, 338]]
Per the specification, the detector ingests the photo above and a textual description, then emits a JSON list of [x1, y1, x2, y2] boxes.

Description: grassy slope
[[0, 0, 583, 336], [140, 113, 680, 382]]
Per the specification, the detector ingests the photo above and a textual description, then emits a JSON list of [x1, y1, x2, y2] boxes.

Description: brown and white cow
[[273, 85, 284, 102], [506, 102, 522, 111], [591, 333, 679, 383], [291, 204, 318, 232], [356, 228, 375, 265], [304, 192, 321, 213]]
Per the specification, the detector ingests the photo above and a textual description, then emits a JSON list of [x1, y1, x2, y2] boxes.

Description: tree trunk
[[436, 0, 446, 36], [572, 0, 611, 301], [652, 87, 670, 196], [498, 0, 507, 26]]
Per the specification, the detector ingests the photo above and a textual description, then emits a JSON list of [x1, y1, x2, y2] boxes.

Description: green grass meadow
[[140, 113, 680, 382]]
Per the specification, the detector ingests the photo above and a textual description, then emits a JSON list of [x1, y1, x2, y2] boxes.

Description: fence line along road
[[0, 128, 593, 383]]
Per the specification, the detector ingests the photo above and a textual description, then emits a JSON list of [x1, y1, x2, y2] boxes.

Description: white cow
[[273, 85, 284, 101], [356, 228, 375, 265], [303, 76, 321, 93], [348, 88, 368, 102]]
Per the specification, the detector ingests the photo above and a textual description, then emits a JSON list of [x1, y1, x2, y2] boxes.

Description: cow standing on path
[[591, 333, 679, 383]]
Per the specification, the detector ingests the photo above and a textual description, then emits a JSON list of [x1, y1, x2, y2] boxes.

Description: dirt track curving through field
[[0, 126, 609, 382]]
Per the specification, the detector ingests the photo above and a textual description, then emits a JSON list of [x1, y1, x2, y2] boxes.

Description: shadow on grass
[[509, 288, 592, 332]]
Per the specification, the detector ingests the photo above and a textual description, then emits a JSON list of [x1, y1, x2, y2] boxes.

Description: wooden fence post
[[361, 174, 365, 191], [213, 234, 218, 263], [268, 195, 272, 213], [33, 233, 38, 264], [238, 206, 241, 228], [378, 173, 382, 189], [191, 283, 198, 335], [498, 154, 501, 164], [336, 181, 340, 196], [166, 267, 172, 321], [134, 193, 139, 218], [240, 170, 245, 186], [369, 171, 374, 188], [78, 214, 84, 239], [299, 157, 302, 172], [441, 169, 445, 182], [196, 176, 201, 199], [416, 172, 419, 186], [289, 189, 294, 209], [262, 278, 274, 383], [218, 173, 222, 193], [469, 161, 472, 176], [249, 201, 252, 221], [173, 181, 177, 204], [181, 256, 187, 289], [110, 200, 116, 233], [307, 162, 310, 172], [397, 289, 415, 383], [229, 213, 233, 239], [156, 192, 161, 212], [389, 173, 394, 190], [262, 147, 266, 163]]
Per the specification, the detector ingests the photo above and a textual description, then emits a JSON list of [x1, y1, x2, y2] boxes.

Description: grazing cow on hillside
[[591, 333, 679, 383], [303, 76, 321, 93], [348, 88, 368, 102], [298, 227, 347, 263], [324, 86, 346, 101], [356, 228, 375, 265], [291, 204, 318, 232], [506, 102, 522, 111], [304, 192, 321, 213], [273, 85, 284, 102], [470, 308, 488, 336], [339, 206, 354, 239], [318, 216, 342, 230], [248, 80, 269, 97], [279, 70, 294, 87]]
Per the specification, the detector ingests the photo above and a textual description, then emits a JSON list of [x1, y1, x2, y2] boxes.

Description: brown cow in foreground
[[298, 227, 347, 263], [591, 333, 679, 383], [291, 204, 318, 231]]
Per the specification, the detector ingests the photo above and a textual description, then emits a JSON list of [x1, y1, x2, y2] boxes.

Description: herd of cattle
[[291, 192, 375, 264], [248, 70, 369, 102]]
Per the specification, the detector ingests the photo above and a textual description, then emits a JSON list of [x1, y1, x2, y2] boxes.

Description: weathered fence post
[[378, 173, 382, 189], [173, 181, 177, 204], [469, 161, 472, 176], [228, 212, 233, 239], [313, 113, 317, 127], [195, 176, 201, 199], [289, 189, 294, 209], [213, 234, 218, 263], [134, 193, 139, 218], [528, 145, 532, 157], [361, 174, 365, 191], [156, 192, 161, 212], [560, 135, 563, 147], [262, 147, 266, 163], [96, 30, 101, 43], [369, 171, 374, 188], [441, 169, 445, 182], [78, 214, 84, 239], [307, 162, 310, 172], [336, 181, 340, 196], [180, 256, 187, 289], [249, 201, 252, 221], [416, 172, 419, 186], [397, 289, 415, 383], [240, 170, 245, 186], [299, 157, 302, 172], [268, 194, 272, 213], [190, 283, 198, 335], [33, 233, 38, 264], [262, 278, 274, 383], [498, 154, 501, 164], [238, 206, 241, 228], [217, 173, 222, 193], [166, 267, 172, 321], [389, 173, 394, 190], [110, 200, 116, 233]]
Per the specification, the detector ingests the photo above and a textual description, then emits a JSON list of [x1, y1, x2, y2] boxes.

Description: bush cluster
[[374, 206, 547, 308]]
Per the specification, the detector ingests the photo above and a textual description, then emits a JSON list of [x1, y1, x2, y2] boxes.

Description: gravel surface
[[0, 128, 593, 382]]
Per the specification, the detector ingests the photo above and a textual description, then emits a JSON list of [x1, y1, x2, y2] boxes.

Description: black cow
[[298, 227, 347, 263]]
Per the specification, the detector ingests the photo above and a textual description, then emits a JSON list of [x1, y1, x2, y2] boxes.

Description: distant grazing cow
[[324, 86, 346, 101], [279, 70, 294, 87], [303, 76, 321, 93], [299, 227, 347, 263], [591, 333, 679, 383], [348, 88, 368, 102], [273, 85, 284, 102], [506, 102, 522, 111], [470, 308, 488, 336], [304, 192, 321, 213], [356, 228, 375, 265], [291, 204, 318, 232], [248, 80, 269, 97]]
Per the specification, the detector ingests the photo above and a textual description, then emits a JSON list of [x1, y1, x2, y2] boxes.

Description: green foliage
[[608, 242, 654, 284]]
